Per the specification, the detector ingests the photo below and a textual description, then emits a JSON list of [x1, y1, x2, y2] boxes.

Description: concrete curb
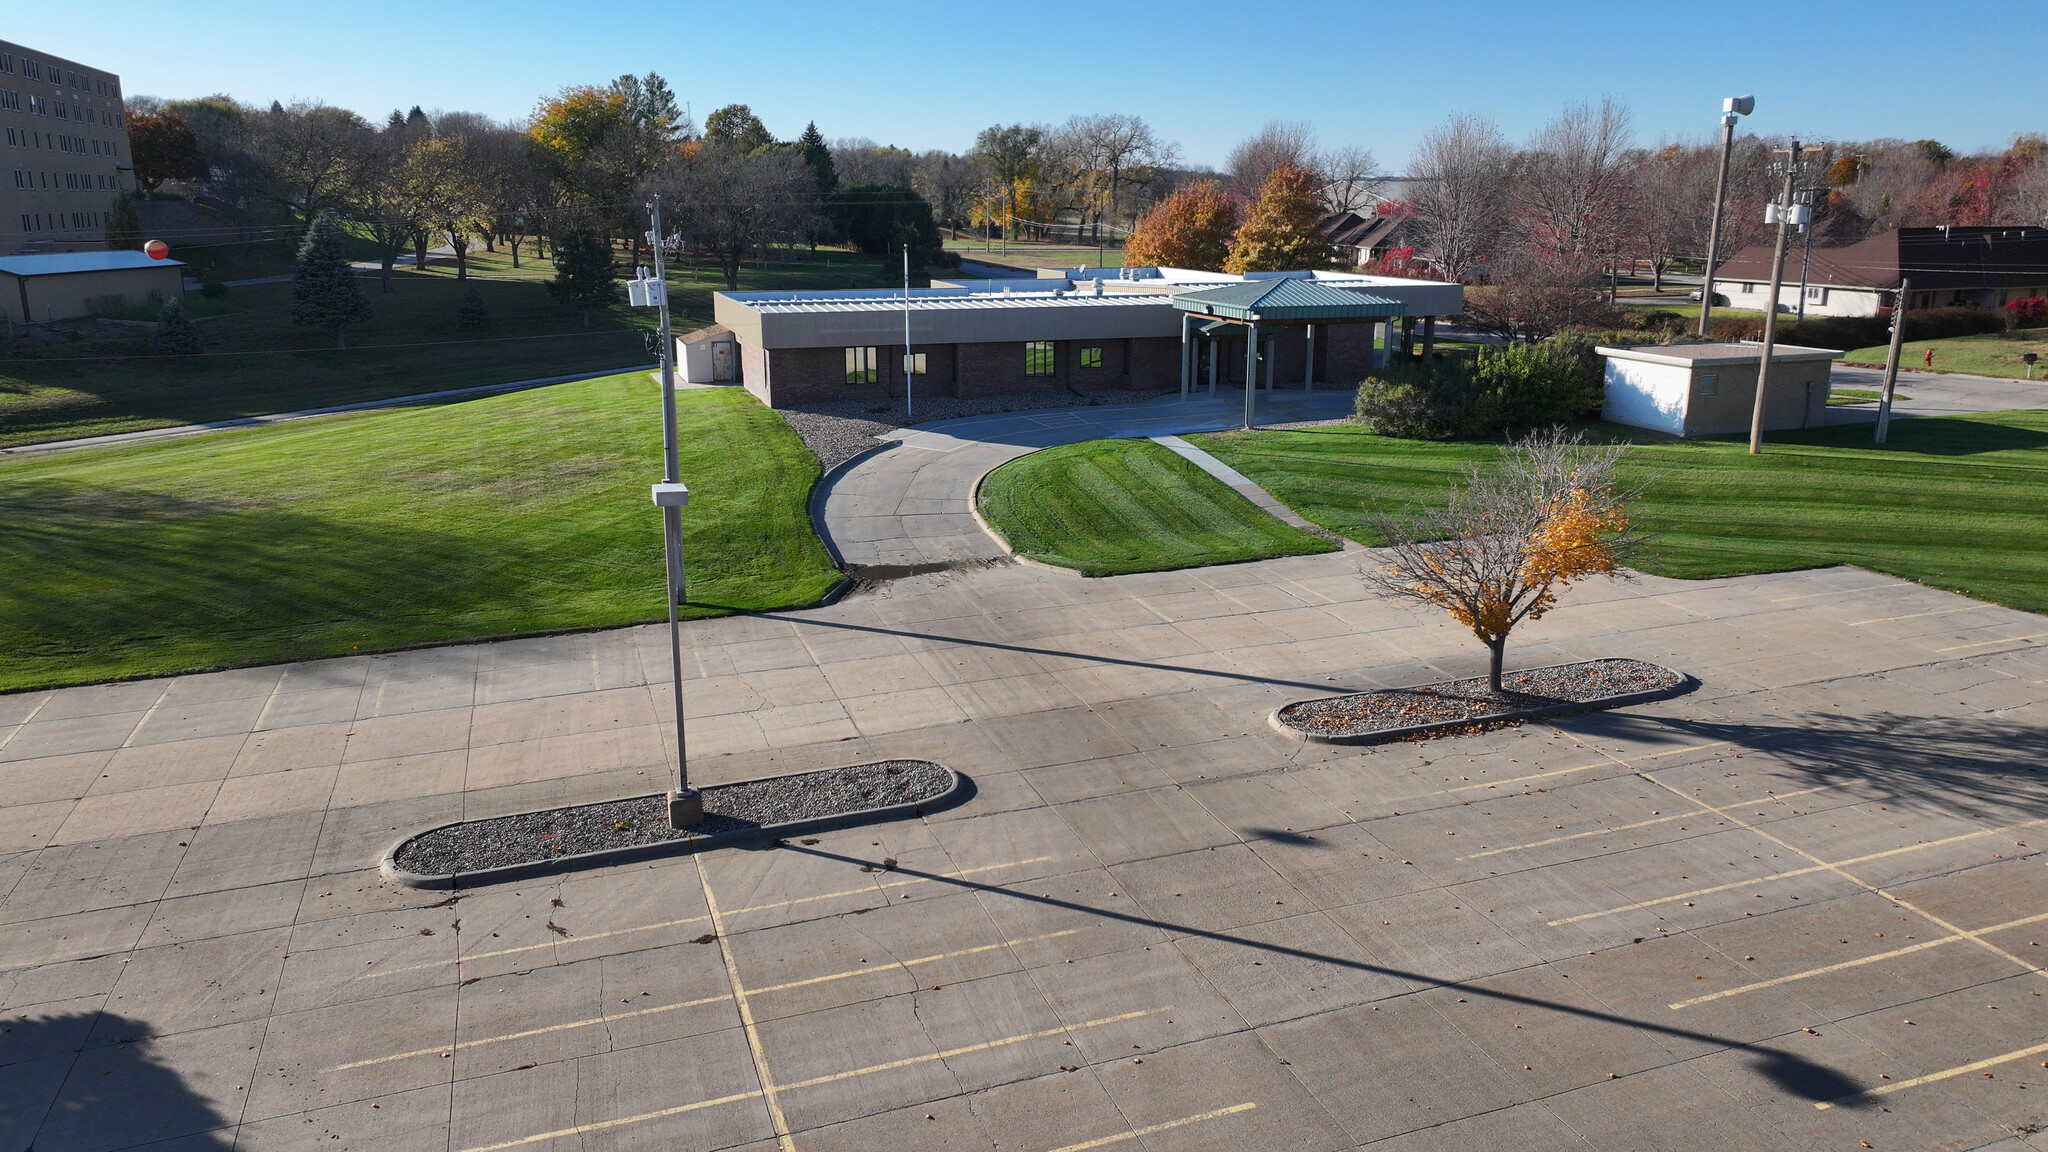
[[1269, 661, 1698, 746], [966, 467, 1086, 578], [380, 762, 966, 889]]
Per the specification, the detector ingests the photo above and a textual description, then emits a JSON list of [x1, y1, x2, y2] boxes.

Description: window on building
[[1740, 282, 1756, 294], [902, 352, 926, 376], [1079, 346, 1103, 369], [0, 90, 18, 112], [0, 54, 13, 74], [29, 95, 46, 115], [1699, 373, 1719, 396], [18, 214, 29, 234], [1805, 286, 1827, 303], [1024, 341, 1056, 376], [11, 170, 22, 189], [844, 346, 878, 385], [54, 101, 67, 119], [23, 61, 39, 81]]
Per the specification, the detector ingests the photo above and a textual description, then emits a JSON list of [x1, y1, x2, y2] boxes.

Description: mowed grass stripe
[[0, 376, 840, 692], [976, 437, 1337, 577], [1190, 411, 2048, 614]]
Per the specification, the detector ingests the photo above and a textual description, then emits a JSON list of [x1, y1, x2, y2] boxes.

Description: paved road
[[818, 387, 1358, 572], [1825, 364, 2047, 425]]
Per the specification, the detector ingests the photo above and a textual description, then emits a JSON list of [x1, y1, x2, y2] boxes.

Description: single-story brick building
[[704, 267, 1463, 408]]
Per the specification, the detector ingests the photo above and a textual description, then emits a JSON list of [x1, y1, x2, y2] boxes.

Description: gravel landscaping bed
[[1276, 658, 1688, 743], [390, 759, 952, 879], [779, 388, 1178, 472]]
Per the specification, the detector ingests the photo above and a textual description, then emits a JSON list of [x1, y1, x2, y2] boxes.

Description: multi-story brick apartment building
[[0, 38, 134, 256]]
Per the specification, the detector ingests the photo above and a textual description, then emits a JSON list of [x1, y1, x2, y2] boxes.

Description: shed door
[[711, 341, 734, 382]]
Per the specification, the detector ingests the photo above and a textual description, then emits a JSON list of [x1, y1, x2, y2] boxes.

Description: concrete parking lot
[[3, 554, 2047, 1151]]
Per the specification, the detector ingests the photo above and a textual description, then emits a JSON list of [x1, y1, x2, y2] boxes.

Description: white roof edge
[[1596, 343, 1844, 365]]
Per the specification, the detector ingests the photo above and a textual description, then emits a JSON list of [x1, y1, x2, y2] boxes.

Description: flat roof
[[1597, 341, 1843, 366], [731, 288, 1176, 315], [0, 251, 186, 277]]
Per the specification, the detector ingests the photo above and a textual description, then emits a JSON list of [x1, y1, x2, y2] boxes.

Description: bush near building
[[1354, 335, 1601, 439]]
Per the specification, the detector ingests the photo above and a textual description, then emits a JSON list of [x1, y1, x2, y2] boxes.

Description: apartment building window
[[11, 170, 23, 189], [844, 346, 878, 385], [1024, 341, 1056, 376], [23, 61, 39, 81], [5, 128, 19, 146], [54, 101, 67, 119], [0, 54, 12, 73], [1, 91, 19, 112], [1079, 346, 1103, 369], [29, 95, 46, 115]]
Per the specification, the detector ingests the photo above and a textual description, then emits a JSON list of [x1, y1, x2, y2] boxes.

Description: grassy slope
[[1192, 413, 2048, 614], [0, 376, 839, 692], [1845, 329, 2048, 380], [977, 438, 1337, 577], [0, 245, 919, 448]]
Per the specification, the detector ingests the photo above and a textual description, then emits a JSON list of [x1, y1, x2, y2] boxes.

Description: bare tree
[[832, 138, 917, 187], [1407, 114, 1513, 282], [1365, 429, 1640, 692], [912, 150, 975, 238], [1519, 97, 1634, 258], [652, 144, 813, 289], [1320, 144, 1383, 214], [1227, 120, 1320, 201], [255, 101, 377, 221], [1055, 114, 1178, 241]]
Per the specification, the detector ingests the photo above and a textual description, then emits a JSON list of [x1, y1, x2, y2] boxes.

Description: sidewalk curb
[[1270, 661, 1698, 746]]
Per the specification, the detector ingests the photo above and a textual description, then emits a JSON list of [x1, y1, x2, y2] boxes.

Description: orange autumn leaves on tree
[[1225, 162, 1339, 273], [1123, 180, 1239, 271], [1366, 431, 1639, 693]]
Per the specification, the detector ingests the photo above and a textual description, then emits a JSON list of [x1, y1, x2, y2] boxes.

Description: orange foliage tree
[[1122, 180, 1238, 270], [1224, 162, 1338, 273], [1365, 430, 1639, 692]]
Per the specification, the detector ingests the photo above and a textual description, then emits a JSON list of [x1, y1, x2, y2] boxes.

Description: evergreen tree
[[797, 121, 838, 195], [831, 186, 941, 261], [545, 227, 619, 329], [1224, 163, 1339, 274], [150, 298, 203, 355], [290, 210, 374, 347], [453, 285, 492, 331], [105, 194, 144, 251]]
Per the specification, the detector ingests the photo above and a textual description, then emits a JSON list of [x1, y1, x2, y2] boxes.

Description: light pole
[[635, 195, 700, 828], [1697, 95, 1755, 338]]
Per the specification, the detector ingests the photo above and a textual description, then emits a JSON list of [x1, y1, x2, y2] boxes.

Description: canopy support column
[[1244, 321, 1259, 430], [1305, 324, 1315, 391], [1179, 311, 1190, 399]]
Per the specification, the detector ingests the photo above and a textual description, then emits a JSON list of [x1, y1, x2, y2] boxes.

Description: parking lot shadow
[[0, 1012, 234, 1150]]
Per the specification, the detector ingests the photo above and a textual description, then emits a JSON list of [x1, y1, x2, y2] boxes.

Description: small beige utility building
[[1596, 342, 1841, 437], [0, 249, 185, 324]]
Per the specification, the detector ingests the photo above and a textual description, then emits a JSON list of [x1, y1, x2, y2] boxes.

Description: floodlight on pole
[[1696, 95, 1754, 338]]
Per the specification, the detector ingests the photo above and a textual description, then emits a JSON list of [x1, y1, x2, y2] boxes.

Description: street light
[[1697, 94, 1755, 338]]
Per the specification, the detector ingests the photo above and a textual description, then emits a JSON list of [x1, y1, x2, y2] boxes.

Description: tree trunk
[[413, 232, 429, 273], [1487, 637, 1506, 694], [510, 238, 521, 269], [336, 328, 347, 350], [380, 254, 395, 294], [581, 307, 590, 330]]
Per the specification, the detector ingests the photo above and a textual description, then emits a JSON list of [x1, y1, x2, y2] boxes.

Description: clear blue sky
[[15, 0, 2042, 168]]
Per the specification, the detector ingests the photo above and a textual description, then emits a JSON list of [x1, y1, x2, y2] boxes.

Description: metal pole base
[[668, 788, 704, 829]]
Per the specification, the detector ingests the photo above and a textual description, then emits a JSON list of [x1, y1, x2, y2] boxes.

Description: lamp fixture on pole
[[1697, 95, 1754, 338]]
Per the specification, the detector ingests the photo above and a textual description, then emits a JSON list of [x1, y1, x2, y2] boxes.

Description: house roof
[[1171, 278, 1405, 322], [1317, 210, 1401, 251], [0, 250, 187, 277], [1713, 226, 2048, 292]]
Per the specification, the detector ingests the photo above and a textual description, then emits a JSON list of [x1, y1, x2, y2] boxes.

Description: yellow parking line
[[751, 930, 1081, 996], [1461, 786, 1828, 861], [1548, 819, 2047, 926], [1670, 910, 2048, 1009], [1936, 632, 2048, 652], [367, 856, 1055, 980], [1446, 742, 1729, 796], [1849, 605, 1994, 626], [448, 1007, 1164, 1152], [1044, 1102, 1259, 1151], [1815, 1039, 2048, 1109], [698, 857, 796, 1152]]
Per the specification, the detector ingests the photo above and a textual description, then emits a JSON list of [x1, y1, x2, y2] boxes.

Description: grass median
[[0, 375, 840, 692], [976, 437, 1338, 576], [1191, 412, 2048, 614], [1844, 329, 2048, 381]]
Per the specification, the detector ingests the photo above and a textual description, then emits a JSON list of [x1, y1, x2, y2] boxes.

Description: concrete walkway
[[1151, 434, 1338, 538], [3, 365, 653, 456], [817, 387, 1358, 571]]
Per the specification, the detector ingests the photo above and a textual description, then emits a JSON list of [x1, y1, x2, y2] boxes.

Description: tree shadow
[[0, 1012, 234, 1149], [1786, 416, 2048, 456]]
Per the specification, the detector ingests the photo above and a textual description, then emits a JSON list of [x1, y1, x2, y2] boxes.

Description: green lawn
[[1827, 387, 1908, 406], [976, 438, 1337, 576], [1191, 413, 2048, 614], [1845, 329, 2048, 380], [0, 376, 840, 692], [0, 244, 923, 448], [943, 238, 1126, 272]]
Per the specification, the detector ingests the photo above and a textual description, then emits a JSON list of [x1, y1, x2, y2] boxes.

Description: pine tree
[[290, 210, 374, 347], [1224, 163, 1339, 274], [150, 298, 203, 355], [453, 285, 492, 331], [798, 121, 838, 195], [545, 228, 619, 329], [105, 194, 144, 251]]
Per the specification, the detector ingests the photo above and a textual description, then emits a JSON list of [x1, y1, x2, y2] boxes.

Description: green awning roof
[[1172, 278, 1406, 322]]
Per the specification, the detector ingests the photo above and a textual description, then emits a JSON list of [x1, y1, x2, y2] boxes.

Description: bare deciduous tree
[[1227, 120, 1321, 201], [1365, 429, 1640, 692], [1519, 97, 1634, 259], [1407, 114, 1513, 282], [651, 144, 813, 290], [1319, 143, 1384, 214]]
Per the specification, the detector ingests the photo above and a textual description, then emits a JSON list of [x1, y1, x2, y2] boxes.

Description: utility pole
[[1748, 141, 1809, 455], [1794, 195, 1817, 323], [1875, 277, 1911, 444], [640, 195, 698, 828], [902, 246, 914, 421], [1698, 95, 1754, 338]]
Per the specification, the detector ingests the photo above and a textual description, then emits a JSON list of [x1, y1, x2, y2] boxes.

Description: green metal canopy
[[1171, 278, 1406, 322]]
